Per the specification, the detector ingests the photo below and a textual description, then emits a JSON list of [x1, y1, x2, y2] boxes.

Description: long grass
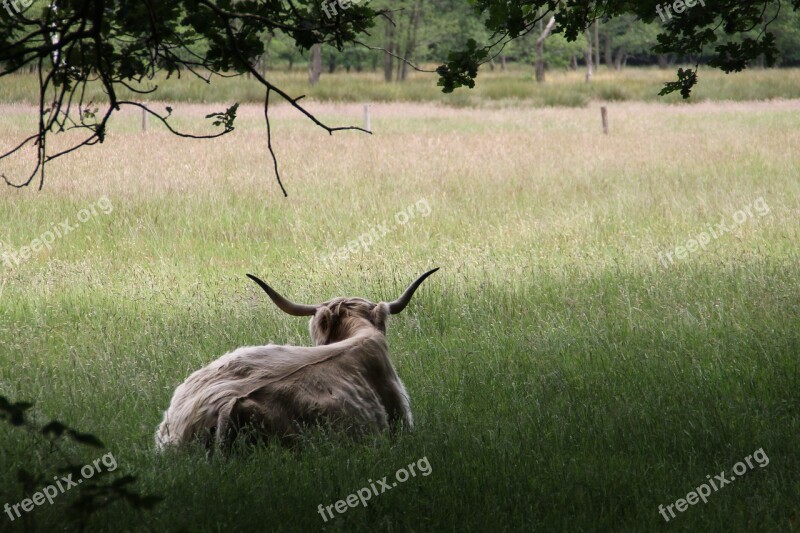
[[3, 66, 800, 107], [0, 98, 798, 531]]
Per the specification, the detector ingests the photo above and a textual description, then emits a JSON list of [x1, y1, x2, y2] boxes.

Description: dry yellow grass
[[1, 98, 797, 290]]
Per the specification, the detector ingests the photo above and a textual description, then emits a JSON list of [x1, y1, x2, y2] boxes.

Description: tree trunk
[[262, 35, 271, 76], [584, 29, 593, 82], [383, 16, 394, 82], [395, 44, 403, 81], [308, 44, 322, 85], [534, 57, 545, 83], [399, 0, 422, 82], [603, 31, 612, 68], [500, 55, 507, 71], [534, 16, 556, 83], [570, 54, 578, 70], [614, 48, 625, 70], [593, 20, 600, 72], [657, 54, 668, 69]]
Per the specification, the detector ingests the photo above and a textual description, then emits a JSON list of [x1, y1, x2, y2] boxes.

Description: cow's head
[[246, 269, 438, 346]]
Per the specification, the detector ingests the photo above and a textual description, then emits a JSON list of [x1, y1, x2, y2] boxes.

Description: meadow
[[0, 69, 799, 531], [3, 66, 800, 107]]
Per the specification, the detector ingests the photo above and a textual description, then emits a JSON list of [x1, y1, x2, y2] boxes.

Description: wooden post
[[600, 106, 608, 134], [141, 107, 147, 133], [363, 104, 371, 133]]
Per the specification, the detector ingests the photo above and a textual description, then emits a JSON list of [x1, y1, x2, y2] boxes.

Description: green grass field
[[0, 76, 799, 531], [3, 66, 800, 107]]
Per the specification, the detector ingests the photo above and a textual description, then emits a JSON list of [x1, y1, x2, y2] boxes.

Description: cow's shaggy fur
[[155, 271, 436, 449]]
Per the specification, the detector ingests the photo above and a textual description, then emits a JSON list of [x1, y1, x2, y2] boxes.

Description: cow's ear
[[371, 303, 389, 332], [315, 307, 333, 338]]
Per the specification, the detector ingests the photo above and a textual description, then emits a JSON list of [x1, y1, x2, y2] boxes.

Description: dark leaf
[[67, 429, 105, 448]]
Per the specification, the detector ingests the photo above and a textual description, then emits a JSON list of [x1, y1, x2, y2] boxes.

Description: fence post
[[363, 104, 371, 133], [600, 106, 608, 134]]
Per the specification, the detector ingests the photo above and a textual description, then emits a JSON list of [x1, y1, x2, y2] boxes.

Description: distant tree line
[[255, 1, 800, 82], [1, 0, 795, 191]]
